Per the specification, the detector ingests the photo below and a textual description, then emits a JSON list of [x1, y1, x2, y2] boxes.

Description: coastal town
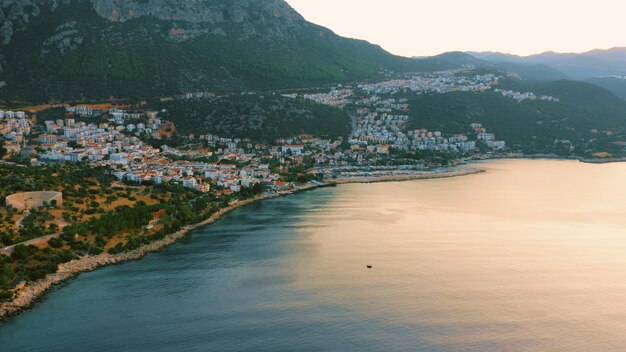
[[0, 73, 514, 199], [8, 68, 625, 199], [4, 0, 626, 348], [302, 70, 511, 154], [0, 68, 601, 316], [1, 72, 623, 320], [0, 104, 496, 193]]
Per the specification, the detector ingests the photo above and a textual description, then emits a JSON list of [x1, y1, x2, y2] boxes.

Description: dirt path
[[0, 232, 62, 255]]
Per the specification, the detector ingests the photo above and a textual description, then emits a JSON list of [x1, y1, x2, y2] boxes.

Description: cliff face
[[1, 0, 44, 45], [0, 0, 304, 44], [91, 0, 304, 24]]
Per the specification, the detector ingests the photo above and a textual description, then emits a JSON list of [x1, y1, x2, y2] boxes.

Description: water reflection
[[290, 159, 626, 351], [3, 160, 626, 351]]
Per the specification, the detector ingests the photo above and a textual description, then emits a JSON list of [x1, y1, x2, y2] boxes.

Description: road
[[0, 232, 62, 255]]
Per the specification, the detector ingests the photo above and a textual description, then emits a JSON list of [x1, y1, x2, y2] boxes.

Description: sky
[[285, 0, 626, 57]]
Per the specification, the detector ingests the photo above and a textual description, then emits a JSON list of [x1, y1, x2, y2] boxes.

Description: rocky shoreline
[[0, 166, 484, 321], [0, 192, 283, 321]]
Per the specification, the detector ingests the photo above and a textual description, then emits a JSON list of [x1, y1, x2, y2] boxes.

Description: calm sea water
[[3, 159, 626, 351]]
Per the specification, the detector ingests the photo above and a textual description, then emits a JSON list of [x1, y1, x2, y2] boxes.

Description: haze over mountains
[[465, 48, 626, 99], [469, 47, 626, 79], [414, 48, 626, 100]]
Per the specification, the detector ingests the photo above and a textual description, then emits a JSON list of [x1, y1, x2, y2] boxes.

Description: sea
[[3, 159, 626, 351]]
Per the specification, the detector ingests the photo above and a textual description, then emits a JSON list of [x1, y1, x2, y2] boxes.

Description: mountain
[[469, 47, 626, 80], [407, 90, 626, 156], [0, 0, 442, 103], [498, 79, 626, 121], [418, 52, 567, 81], [156, 94, 352, 143], [490, 62, 568, 81], [586, 77, 626, 100], [427, 51, 488, 66], [405, 77, 626, 156]]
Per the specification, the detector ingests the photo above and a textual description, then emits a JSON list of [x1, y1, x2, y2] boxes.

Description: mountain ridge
[[468, 47, 626, 79], [0, 0, 442, 102], [415, 52, 568, 81]]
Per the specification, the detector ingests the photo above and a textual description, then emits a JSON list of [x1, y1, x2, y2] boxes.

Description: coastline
[[485, 153, 626, 165], [0, 166, 484, 321], [329, 166, 485, 184]]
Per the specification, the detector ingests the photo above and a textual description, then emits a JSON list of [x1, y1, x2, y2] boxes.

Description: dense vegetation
[[405, 84, 626, 156], [585, 77, 626, 101], [157, 95, 351, 142], [499, 79, 626, 120], [0, 178, 269, 301], [0, 163, 114, 207], [0, 0, 446, 103], [0, 153, 291, 302]]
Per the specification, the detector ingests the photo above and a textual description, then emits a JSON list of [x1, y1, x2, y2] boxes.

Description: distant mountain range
[[468, 47, 626, 80], [415, 52, 569, 81], [416, 48, 626, 100]]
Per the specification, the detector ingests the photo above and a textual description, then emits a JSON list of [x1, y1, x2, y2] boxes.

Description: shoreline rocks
[[0, 193, 270, 321]]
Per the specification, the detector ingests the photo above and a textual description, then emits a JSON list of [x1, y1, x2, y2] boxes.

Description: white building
[[487, 140, 506, 149], [281, 145, 304, 155], [477, 133, 496, 142]]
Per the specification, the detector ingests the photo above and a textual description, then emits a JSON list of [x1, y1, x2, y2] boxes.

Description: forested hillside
[[157, 95, 351, 142], [0, 0, 443, 102]]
